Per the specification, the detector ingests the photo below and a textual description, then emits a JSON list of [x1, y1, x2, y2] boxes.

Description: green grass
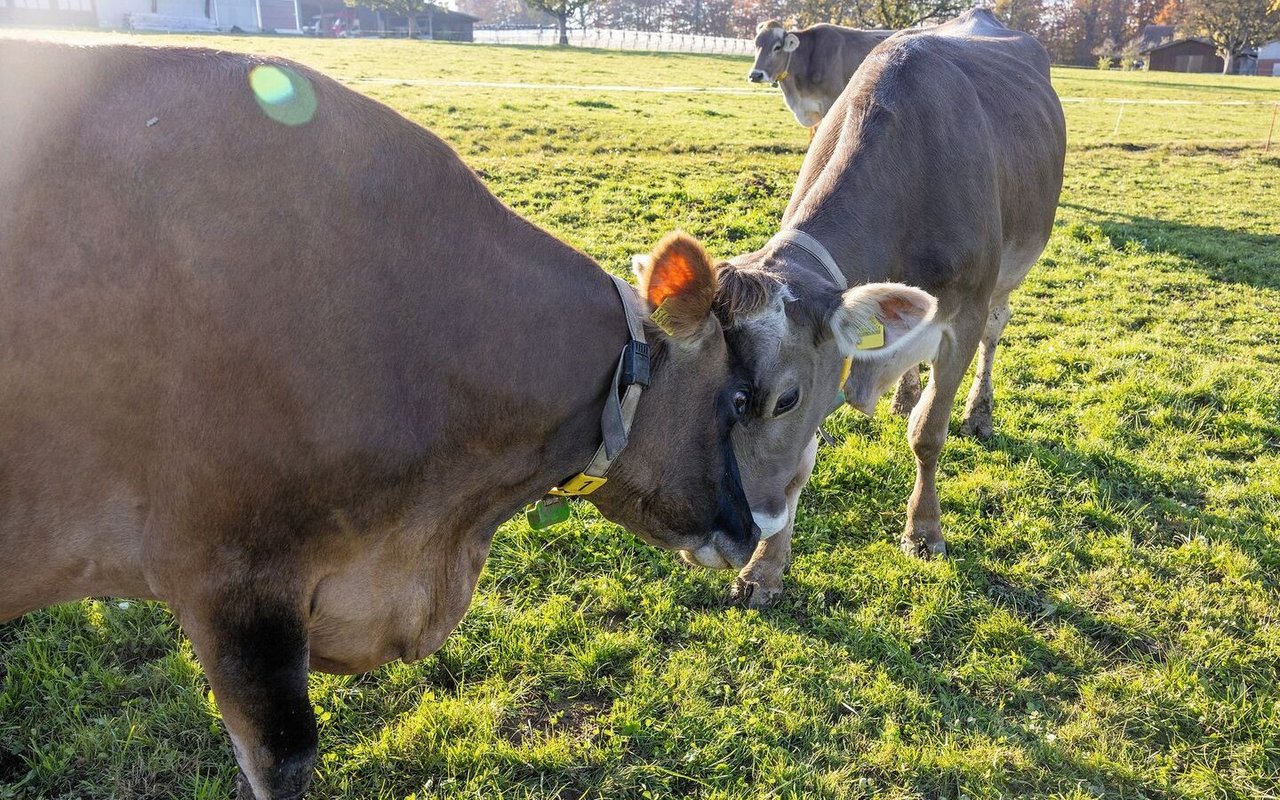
[[2, 32, 1280, 799]]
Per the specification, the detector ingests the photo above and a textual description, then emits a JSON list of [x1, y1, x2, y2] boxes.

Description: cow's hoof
[[901, 532, 948, 559], [958, 415, 994, 440], [729, 576, 784, 608]]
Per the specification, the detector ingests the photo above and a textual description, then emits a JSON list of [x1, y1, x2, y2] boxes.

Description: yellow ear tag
[[855, 318, 885, 351], [650, 302, 678, 336]]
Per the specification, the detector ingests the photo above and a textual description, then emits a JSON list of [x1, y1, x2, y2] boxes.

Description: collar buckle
[[621, 340, 650, 388]]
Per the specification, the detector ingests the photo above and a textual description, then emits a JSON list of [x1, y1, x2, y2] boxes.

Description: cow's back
[[791, 10, 1065, 306]]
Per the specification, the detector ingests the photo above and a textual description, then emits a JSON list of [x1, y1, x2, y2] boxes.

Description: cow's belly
[[304, 521, 492, 675]]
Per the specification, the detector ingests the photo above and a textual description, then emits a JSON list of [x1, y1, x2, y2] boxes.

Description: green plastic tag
[[526, 496, 570, 529]]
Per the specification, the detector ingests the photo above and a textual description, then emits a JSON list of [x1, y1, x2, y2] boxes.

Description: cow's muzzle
[[747, 70, 767, 83], [688, 434, 759, 568]]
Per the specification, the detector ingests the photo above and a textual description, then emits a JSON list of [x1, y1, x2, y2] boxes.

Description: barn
[[87, 0, 300, 31], [1140, 37, 1224, 73], [0, 0, 95, 27], [1259, 40, 1280, 77]]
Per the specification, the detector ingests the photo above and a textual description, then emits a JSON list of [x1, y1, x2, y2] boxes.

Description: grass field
[[2, 31, 1279, 800]]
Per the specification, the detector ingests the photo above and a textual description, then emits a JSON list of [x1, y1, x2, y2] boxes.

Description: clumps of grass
[[570, 99, 616, 109]]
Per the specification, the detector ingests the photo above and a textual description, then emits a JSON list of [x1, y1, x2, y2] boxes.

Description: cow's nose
[[747, 70, 766, 83]]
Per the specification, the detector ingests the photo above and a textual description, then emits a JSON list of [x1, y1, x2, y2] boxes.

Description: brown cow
[[695, 9, 1067, 604], [0, 41, 758, 798], [748, 20, 892, 131]]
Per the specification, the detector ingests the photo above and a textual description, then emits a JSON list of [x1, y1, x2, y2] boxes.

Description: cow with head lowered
[[686, 9, 1066, 605], [0, 41, 759, 799], [748, 19, 892, 133]]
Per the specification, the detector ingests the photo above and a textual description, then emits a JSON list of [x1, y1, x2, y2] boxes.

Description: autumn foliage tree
[[1184, 0, 1280, 71]]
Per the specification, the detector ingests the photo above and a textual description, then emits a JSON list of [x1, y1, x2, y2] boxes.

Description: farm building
[[298, 0, 477, 39], [0, 0, 95, 27], [1140, 37, 1223, 73], [1259, 40, 1280, 77], [0, 0, 300, 31]]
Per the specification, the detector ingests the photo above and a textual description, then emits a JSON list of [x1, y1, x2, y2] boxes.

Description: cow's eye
[[772, 44, 781, 52], [732, 390, 750, 418], [773, 388, 801, 416]]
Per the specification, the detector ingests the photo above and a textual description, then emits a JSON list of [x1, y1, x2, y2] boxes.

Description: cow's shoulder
[[877, 12, 1050, 81]]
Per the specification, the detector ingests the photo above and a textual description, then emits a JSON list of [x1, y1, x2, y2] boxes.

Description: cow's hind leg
[[889, 365, 923, 417], [902, 313, 985, 558], [177, 587, 317, 800], [732, 436, 817, 608], [959, 297, 1012, 440]]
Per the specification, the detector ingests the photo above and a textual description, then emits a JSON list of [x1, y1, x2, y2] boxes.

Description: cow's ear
[[636, 232, 717, 343], [830, 283, 937, 361], [783, 33, 800, 52], [630, 253, 651, 280]]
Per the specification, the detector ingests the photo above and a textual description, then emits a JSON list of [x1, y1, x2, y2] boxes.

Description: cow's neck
[[427, 217, 642, 517]]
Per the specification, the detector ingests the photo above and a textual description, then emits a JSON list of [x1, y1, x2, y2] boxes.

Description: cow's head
[[588, 233, 759, 570], [749, 19, 799, 83], [678, 241, 939, 547]]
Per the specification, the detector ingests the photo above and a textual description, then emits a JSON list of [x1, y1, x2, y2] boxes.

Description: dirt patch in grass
[[501, 693, 611, 747], [0, 744, 27, 784]]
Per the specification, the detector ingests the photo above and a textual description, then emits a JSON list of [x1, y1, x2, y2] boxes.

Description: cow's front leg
[[903, 315, 985, 558], [176, 587, 317, 799], [732, 436, 817, 607]]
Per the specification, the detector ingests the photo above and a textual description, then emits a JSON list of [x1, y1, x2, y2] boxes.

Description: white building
[[0, 0, 300, 31], [1258, 41, 1280, 77]]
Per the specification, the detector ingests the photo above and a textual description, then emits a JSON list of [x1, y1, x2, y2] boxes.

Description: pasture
[[1, 31, 1279, 799]]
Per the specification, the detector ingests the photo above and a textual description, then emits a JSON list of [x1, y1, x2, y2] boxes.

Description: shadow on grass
[[1062, 201, 1280, 290]]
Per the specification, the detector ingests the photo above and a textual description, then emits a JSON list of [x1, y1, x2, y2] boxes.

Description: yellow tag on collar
[[775, 70, 789, 82], [838, 356, 852, 388], [855, 318, 885, 351], [549, 472, 607, 497], [650, 302, 677, 336]]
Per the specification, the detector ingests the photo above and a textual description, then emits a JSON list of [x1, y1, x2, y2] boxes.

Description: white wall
[[95, 0, 150, 28], [213, 0, 259, 30]]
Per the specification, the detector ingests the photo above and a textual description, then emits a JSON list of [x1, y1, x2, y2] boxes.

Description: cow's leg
[[732, 436, 818, 608], [959, 297, 1012, 440], [889, 365, 923, 417], [176, 587, 317, 800], [902, 314, 985, 558]]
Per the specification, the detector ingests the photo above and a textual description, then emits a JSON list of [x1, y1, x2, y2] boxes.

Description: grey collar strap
[[770, 229, 847, 289], [548, 273, 650, 497]]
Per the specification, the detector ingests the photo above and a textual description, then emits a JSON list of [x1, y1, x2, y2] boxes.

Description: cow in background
[[748, 20, 892, 134], [711, 9, 1066, 604]]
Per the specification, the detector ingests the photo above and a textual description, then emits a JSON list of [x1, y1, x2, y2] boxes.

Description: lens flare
[[249, 65, 317, 127]]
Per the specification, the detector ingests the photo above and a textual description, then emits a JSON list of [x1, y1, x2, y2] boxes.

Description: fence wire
[[473, 27, 754, 55]]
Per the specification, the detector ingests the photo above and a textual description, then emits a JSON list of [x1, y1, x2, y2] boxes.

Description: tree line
[[446, 0, 1280, 67]]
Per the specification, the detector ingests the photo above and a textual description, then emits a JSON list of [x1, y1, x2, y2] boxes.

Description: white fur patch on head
[[725, 282, 794, 359]]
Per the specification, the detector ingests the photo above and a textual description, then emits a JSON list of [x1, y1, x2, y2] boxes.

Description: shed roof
[[1135, 24, 1175, 51], [1139, 36, 1215, 54]]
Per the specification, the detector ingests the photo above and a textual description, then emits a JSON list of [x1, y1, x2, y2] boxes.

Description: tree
[[524, 0, 594, 42], [992, 0, 1047, 37], [349, 0, 433, 36], [866, 0, 966, 27], [1184, 0, 1280, 72]]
